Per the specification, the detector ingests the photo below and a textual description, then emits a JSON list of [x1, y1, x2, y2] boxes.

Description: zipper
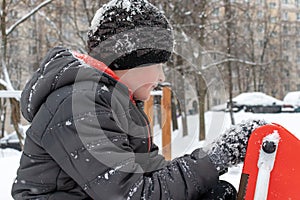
[[142, 114, 152, 152], [135, 101, 152, 152]]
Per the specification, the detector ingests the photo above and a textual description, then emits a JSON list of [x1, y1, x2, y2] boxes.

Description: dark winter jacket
[[11, 47, 218, 200]]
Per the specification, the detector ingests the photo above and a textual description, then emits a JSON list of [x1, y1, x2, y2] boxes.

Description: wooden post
[[144, 95, 154, 136], [161, 86, 172, 160]]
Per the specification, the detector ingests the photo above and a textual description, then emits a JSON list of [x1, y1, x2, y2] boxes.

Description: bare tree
[[0, 0, 53, 148]]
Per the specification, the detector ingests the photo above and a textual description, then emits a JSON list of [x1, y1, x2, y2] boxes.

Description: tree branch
[[202, 57, 273, 70], [6, 0, 53, 36]]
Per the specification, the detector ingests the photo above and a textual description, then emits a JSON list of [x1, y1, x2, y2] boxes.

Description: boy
[[12, 0, 266, 199]]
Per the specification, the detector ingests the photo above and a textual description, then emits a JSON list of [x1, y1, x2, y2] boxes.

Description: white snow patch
[[184, 11, 192, 15], [101, 85, 109, 92], [65, 120, 72, 126], [122, 0, 132, 11], [257, 130, 280, 171], [0, 149, 21, 200], [104, 172, 109, 180], [114, 34, 136, 53], [127, 178, 143, 200], [283, 91, 300, 106], [89, 0, 158, 35], [262, 130, 280, 145]]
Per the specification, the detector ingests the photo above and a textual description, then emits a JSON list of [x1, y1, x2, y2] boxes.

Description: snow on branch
[[0, 79, 21, 100], [37, 10, 58, 31], [0, 79, 8, 89], [6, 0, 53, 36], [203, 58, 273, 70]]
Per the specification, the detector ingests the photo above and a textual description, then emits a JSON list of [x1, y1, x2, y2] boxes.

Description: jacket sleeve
[[40, 89, 219, 200]]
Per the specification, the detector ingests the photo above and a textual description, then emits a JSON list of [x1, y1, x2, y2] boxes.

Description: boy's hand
[[205, 119, 268, 175]]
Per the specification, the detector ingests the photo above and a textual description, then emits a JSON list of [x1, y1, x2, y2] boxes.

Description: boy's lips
[[152, 84, 158, 89]]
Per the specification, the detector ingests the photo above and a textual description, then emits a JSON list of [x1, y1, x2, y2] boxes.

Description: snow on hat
[[87, 0, 174, 70]]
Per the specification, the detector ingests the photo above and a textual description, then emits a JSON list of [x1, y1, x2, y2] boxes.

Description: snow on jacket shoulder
[[11, 47, 218, 200]]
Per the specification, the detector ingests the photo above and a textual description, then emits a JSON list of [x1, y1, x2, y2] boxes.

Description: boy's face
[[114, 63, 165, 101]]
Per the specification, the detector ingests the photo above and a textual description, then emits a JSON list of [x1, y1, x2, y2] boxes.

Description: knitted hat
[[87, 0, 174, 70]]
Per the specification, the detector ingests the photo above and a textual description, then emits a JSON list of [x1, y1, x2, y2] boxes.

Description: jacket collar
[[73, 52, 135, 103]]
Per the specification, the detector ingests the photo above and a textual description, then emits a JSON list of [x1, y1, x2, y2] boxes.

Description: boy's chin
[[136, 96, 150, 102], [134, 93, 151, 102]]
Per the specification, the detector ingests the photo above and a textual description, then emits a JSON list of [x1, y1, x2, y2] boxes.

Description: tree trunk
[[225, 0, 235, 125], [198, 74, 206, 140], [180, 84, 188, 137], [1, 105, 7, 138], [10, 98, 24, 150]]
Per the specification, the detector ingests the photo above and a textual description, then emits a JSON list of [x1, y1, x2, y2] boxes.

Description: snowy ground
[[1, 111, 300, 199], [0, 149, 22, 199]]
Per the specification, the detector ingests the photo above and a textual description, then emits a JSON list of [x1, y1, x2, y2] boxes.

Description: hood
[[21, 46, 124, 122]]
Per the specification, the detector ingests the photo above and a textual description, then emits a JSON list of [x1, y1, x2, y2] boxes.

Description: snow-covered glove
[[205, 119, 268, 175]]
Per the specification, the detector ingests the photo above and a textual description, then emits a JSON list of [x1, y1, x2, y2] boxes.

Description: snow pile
[[232, 92, 283, 106], [283, 91, 300, 106]]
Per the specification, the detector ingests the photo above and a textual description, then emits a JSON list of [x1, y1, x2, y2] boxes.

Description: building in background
[[205, 0, 300, 107]]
